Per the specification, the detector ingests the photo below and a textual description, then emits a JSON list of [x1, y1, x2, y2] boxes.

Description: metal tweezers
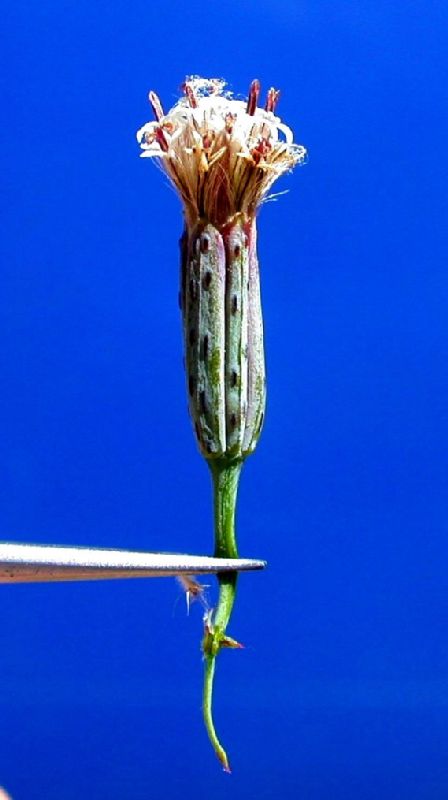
[[0, 542, 266, 584]]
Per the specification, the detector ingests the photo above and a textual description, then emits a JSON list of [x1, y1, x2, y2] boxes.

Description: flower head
[[137, 77, 306, 227], [136, 77, 306, 773]]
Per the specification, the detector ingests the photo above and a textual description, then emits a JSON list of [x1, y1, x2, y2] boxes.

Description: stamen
[[246, 79, 261, 116], [202, 131, 215, 151], [225, 112, 237, 134], [148, 90, 164, 121], [264, 88, 281, 114], [155, 126, 169, 152], [183, 81, 198, 108], [250, 136, 272, 165], [162, 120, 176, 135]]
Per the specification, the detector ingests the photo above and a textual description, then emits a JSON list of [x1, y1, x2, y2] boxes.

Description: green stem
[[202, 459, 243, 773]]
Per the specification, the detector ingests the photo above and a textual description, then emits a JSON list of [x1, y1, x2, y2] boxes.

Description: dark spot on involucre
[[200, 234, 210, 254], [231, 294, 238, 314], [233, 244, 241, 258], [230, 412, 237, 429], [194, 421, 201, 440], [202, 335, 209, 360], [189, 278, 197, 301], [230, 370, 238, 388], [199, 390, 207, 413], [203, 271, 212, 289], [188, 375, 196, 396]]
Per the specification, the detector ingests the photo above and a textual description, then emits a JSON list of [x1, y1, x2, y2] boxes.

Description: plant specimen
[[137, 76, 306, 771]]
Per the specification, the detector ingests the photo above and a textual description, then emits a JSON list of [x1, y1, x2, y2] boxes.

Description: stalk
[[202, 459, 242, 773]]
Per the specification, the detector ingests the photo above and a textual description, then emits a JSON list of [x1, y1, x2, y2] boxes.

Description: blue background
[[1, 1, 447, 797]]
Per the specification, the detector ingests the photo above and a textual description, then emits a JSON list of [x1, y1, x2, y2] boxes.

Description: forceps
[[0, 541, 266, 584]]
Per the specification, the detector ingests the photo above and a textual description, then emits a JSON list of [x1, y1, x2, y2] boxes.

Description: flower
[[136, 77, 306, 227], [137, 77, 306, 772]]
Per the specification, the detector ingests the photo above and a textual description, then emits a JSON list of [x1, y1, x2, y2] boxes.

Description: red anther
[[259, 137, 272, 155], [264, 87, 281, 113], [154, 126, 169, 152], [225, 112, 236, 134], [246, 79, 261, 116], [202, 130, 215, 150], [148, 90, 164, 121], [162, 120, 176, 135], [251, 136, 272, 164], [183, 82, 198, 108]]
